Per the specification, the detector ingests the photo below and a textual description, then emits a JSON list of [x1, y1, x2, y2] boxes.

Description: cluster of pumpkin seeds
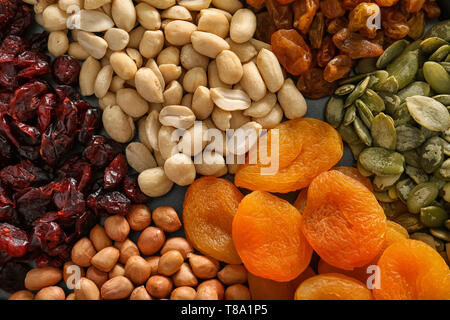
[[325, 20, 450, 261]]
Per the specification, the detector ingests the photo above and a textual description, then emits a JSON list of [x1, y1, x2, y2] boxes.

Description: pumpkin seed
[[403, 149, 421, 167], [386, 50, 419, 90], [371, 113, 397, 150], [401, 39, 422, 55], [406, 95, 450, 132], [396, 124, 425, 152], [376, 39, 410, 69], [380, 201, 408, 218], [373, 174, 401, 190], [420, 206, 448, 227], [433, 94, 450, 106], [439, 61, 450, 73], [430, 175, 447, 190], [375, 191, 395, 202], [421, 127, 439, 140], [396, 178, 417, 203], [343, 105, 356, 126], [393, 103, 413, 126], [338, 124, 360, 144], [420, 37, 448, 54], [361, 89, 385, 113], [442, 128, 450, 143], [355, 58, 378, 74], [420, 136, 446, 173], [348, 142, 366, 159], [325, 96, 344, 128], [407, 182, 439, 214], [423, 61, 450, 94], [410, 232, 437, 249], [439, 158, 450, 179], [429, 44, 450, 62], [380, 93, 401, 114], [369, 71, 389, 90], [357, 158, 374, 177], [430, 228, 450, 242], [424, 20, 450, 42], [405, 165, 429, 184], [339, 73, 367, 85], [353, 117, 372, 146], [335, 84, 355, 96], [355, 99, 374, 129], [345, 76, 370, 108], [444, 140, 450, 156], [395, 213, 425, 233], [397, 82, 430, 101], [376, 75, 399, 93], [416, 68, 425, 82], [359, 147, 405, 176], [446, 54, 450, 62]]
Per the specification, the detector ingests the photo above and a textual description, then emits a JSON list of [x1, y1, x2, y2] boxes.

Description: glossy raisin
[[332, 28, 384, 59], [320, 0, 346, 19], [266, 0, 293, 29], [324, 54, 353, 82], [317, 35, 336, 68], [293, 0, 319, 35], [296, 67, 338, 99]]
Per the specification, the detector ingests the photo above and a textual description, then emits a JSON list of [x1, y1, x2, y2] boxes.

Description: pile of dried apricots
[[183, 118, 450, 300]]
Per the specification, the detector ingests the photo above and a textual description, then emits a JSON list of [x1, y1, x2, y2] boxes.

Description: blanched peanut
[[86, 266, 108, 288], [161, 237, 194, 259], [144, 0, 175, 9], [75, 10, 114, 33], [126, 48, 143, 68], [164, 153, 197, 186], [240, 61, 267, 101], [208, 60, 231, 89], [110, 51, 137, 80], [165, 20, 197, 46], [136, 3, 161, 30], [212, 107, 231, 131], [253, 103, 283, 129], [79, 56, 101, 96], [158, 126, 179, 160], [91, 247, 120, 272], [84, 0, 110, 10], [257, 49, 284, 93], [119, 239, 140, 264], [244, 92, 277, 118], [217, 265, 247, 285], [116, 88, 149, 118], [164, 81, 184, 105], [104, 215, 130, 242], [180, 44, 209, 71], [101, 276, 134, 300], [75, 277, 101, 300], [159, 105, 196, 129], [35, 286, 65, 300], [77, 31, 108, 59], [192, 86, 213, 120], [68, 42, 90, 60], [188, 253, 219, 279], [71, 237, 96, 267], [102, 105, 135, 143], [146, 275, 173, 299], [126, 142, 156, 173], [130, 286, 152, 300], [89, 224, 112, 251], [144, 110, 161, 151], [25, 267, 63, 291], [211, 87, 251, 111], [48, 31, 69, 57], [250, 38, 271, 51], [111, 0, 136, 32], [227, 39, 257, 63], [145, 256, 160, 275], [161, 5, 192, 20], [94, 65, 113, 99], [109, 264, 125, 279], [152, 206, 182, 232], [157, 46, 180, 66], [109, 76, 125, 92], [230, 9, 257, 44], [158, 250, 184, 276], [159, 64, 183, 83], [197, 10, 229, 38], [191, 31, 230, 58], [211, 0, 243, 14], [197, 279, 224, 299], [181, 93, 193, 108], [277, 78, 307, 120], [135, 68, 164, 103], [230, 110, 250, 129], [129, 26, 145, 49], [137, 226, 166, 255], [194, 152, 226, 176], [42, 4, 68, 31], [8, 290, 34, 300], [225, 284, 251, 300], [178, 0, 212, 11], [172, 263, 198, 287], [140, 30, 164, 58], [216, 50, 243, 85], [58, 0, 83, 11], [182, 67, 207, 93], [104, 28, 129, 51], [201, 8, 232, 21], [126, 204, 152, 231], [125, 255, 152, 285], [171, 287, 197, 300], [99, 92, 116, 110]]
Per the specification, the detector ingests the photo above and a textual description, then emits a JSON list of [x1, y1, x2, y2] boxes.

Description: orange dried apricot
[[248, 267, 315, 300], [301, 170, 386, 270], [333, 166, 373, 191], [235, 118, 343, 193], [293, 188, 308, 213], [183, 177, 243, 264], [317, 260, 371, 283], [232, 191, 313, 282], [384, 220, 409, 250], [294, 273, 373, 300], [373, 239, 450, 300]]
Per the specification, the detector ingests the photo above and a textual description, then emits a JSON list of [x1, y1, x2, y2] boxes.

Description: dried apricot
[[294, 273, 373, 300], [235, 118, 343, 193], [293, 188, 308, 213], [317, 260, 371, 283], [183, 177, 243, 264], [248, 267, 315, 300], [293, 0, 320, 35], [373, 239, 450, 300], [301, 170, 386, 270], [232, 191, 313, 282], [384, 220, 409, 250], [332, 166, 373, 191]]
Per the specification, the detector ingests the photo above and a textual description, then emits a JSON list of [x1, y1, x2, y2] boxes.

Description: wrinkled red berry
[[40, 121, 73, 166], [1, 35, 27, 54], [30, 31, 48, 52], [83, 135, 122, 168], [8, 4, 31, 36], [52, 56, 81, 86], [88, 189, 131, 216], [0, 261, 29, 293], [123, 174, 150, 204], [9, 79, 49, 122], [0, 160, 50, 190], [0, 223, 29, 257], [78, 108, 100, 145], [104, 154, 127, 189], [37, 93, 56, 133]]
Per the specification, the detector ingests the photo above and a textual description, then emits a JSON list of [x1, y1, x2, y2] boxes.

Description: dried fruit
[[323, 55, 353, 82], [293, 0, 320, 35], [296, 67, 338, 99], [332, 28, 384, 59], [52, 56, 81, 86], [266, 0, 293, 29]]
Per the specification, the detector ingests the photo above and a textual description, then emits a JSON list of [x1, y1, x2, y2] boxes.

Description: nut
[[104, 215, 130, 242], [178, 0, 212, 11], [253, 103, 283, 129], [102, 105, 135, 143], [172, 263, 198, 287], [197, 279, 224, 299], [94, 65, 114, 98], [159, 105, 196, 129], [152, 206, 182, 232], [126, 204, 152, 231], [164, 153, 197, 186], [89, 224, 113, 251], [165, 20, 198, 46], [170, 286, 197, 300], [35, 286, 65, 300], [158, 126, 179, 160], [86, 266, 108, 288], [180, 44, 209, 70], [110, 51, 137, 81], [178, 121, 208, 156], [211, 0, 243, 14], [197, 9, 229, 38], [125, 255, 152, 284], [191, 31, 230, 58], [137, 226, 166, 255], [136, 3, 161, 30], [194, 152, 226, 176], [277, 78, 307, 120], [8, 290, 34, 301], [224, 284, 251, 300], [208, 60, 231, 89], [63, 261, 85, 285], [140, 30, 165, 58], [161, 237, 194, 259], [125, 142, 156, 173], [75, 9, 115, 33], [144, 0, 176, 10], [244, 92, 277, 118], [216, 50, 243, 85], [146, 256, 160, 275], [101, 276, 134, 300], [130, 286, 152, 300], [159, 63, 183, 83], [240, 61, 267, 101], [211, 107, 231, 131], [79, 56, 101, 96], [164, 81, 184, 105], [98, 92, 116, 110], [188, 253, 219, 279], [77, 31, 108, 59], [68, 42, 89, 60], [48, 31, 69, 57], [256, 49, 284, 93], [161, 5, 192, 20], [183, 67, 208, 93], [211, 87, 251, 111], [111, 0, 136, 32], [230, 110, 250, 129], [135, 67, 164, 103], [217, 265, 247, 285], [91, 246, 120, 272], [42, 4, 68, 31], [109, 264, 126, 279], [157, 250, 184, 276], [116, 88, 149, 118], [126, 48, 143, 68], [104, 28, 129, 51], [129, 26, 145, 49], [230, 9, 256, 44], [119, 239, 140, 264], [84, 0, 111, 10], [25, 267, 63, 291], [146, 275, 173, 299], [109, 76, 125, 92], [71, 237, 96, 267], [75, 277, 101, 300], [227, 39, 257, 63], [192, 86, 214, 120], [157, 46, 180, 66]]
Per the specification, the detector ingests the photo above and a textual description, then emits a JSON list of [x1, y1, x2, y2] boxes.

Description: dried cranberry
[[0, 160, 50, 190], [0, 261, 29, 293], [123, 174, 150, 204], [88, 190, 131, 216], [40, 121, 73, 166], [15, 50, 50, 67], [0, 63, 16, 89], [0, 112, 19, 148], [83, 135, 122, 168], [55, 97, 78, 137], [15, 187, 52, 228], [0, 223, 29, 257], [1, 35, 27, 54], [17, 145, 40, 161], [0, 90, 12, 112], [55, 85, 79, 101], [104, 154, 127, 189], [30, 31, 48, 52], [0, 133, 14, 163], [0, 183, 13, 221], [52, 178, 86, 218], [0, 0, 18, 29], [73, 210, 96, 239], [52, 56, 81, 86], [10, 120, 41, 145], [32, 220, 65, 251], [58, 156, 93, 194], [37, 93, 56, 134], [9, 79, 49, 122], [8, 4, 32, 36], [78, 108, 100, 145]]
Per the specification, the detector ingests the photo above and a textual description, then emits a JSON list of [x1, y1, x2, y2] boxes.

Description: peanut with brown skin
[[197, 279, 224, 300], [75, 277, 101, 300], [152, 206, 182, 232], [146, 275, 173, 299], [145, 256, 160, 275], [86, 266, 109, 288], [71, 237, 96, 267], [108, 264, 126, 279], [171, 286, 197, 300], [157, 250, 184, 276], [89, 224, 112, 251], [130, 286, 153, 300], [126, 204, 152, 231], [125, 255, 152, 285], [161, 237, 194, 259], [188, 253, 220, 279], [137, 226, 166, 255], [225, 284, 251, 300], [101, 276, 134, 300], [172, 263, 198, 287], [8, 290, 34, 300], [119, 239, 140, 264], [104, 215, 130, 242], [35, 286, 66, 300], [91, 246, 120, 273]]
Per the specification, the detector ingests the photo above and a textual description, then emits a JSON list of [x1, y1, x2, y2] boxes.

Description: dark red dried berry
[[88, 189, 131, 216], [0, 133, 14, 164], [30, 31, 48, 52], [55, 97, 78, 137], [78, 108, 100, 145], [0, 0, 18, 29], [15, 50, 50, 67], [1, 35, 27, 55], [0, 90, 12, 112], [32, 220, 65, 250], [83, 135, 122, 168], [40, 121, 73, 166], [0, 183, 13, 221], [104, 154, 127, 189], [52, 178, 86, 218], [9, 79, 49, 122], [0, 113, 20, 148], [15, 187, 52, 227], [8, 4, 32, 36], [0, 63, 17, 89], [0, 261, 29, 293], [0, 160, 50, 190], [37, 93, 56, 134], [123, 174, 150, 204], [10, 120, 41, 145], [0, 223, 29, 257], [52, 56, 81, 86]]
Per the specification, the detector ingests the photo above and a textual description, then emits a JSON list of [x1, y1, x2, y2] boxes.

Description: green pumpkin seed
[[325, 96, 344, 128], [396, 178, 417, 203], [420, 136, 446, 173], [376, 76, 399, 93], [396, 125, 425, 152], [375, 191, 395, 202], [377, 40, 410, 69], [334, 84, 356, 96], [348, 142, 366, 159], [403, 149, 422, 167], [380, 93, 401, 114], [410, 232, 437, 249], [439, 158, 450, 179], [405, 165, 429, 185], [343, 105, 356, 126], [442, 128, 450, 143], [360, 89, 385, 113], [339, 73, 368, 85], [353, 117, 372, 146], [355, 58, 378, 74], [355, 99, 374, 129], [357, 158, 374, 177], [387, 50, 419, 90], [443, 140, 450, 156], [345, 76, 370, 108], [430, 228, 450, 242], [393, 103, 413, 126], [423, 61, 450, 94], [429, 44, 450, 62], [359, 147, 405, 176], [371, 113, 397, 150], [421, 127, 440, 140], [338, 124, 360, 144], [416, 68, 425, 82], [368, 70, 389, 89], [446, 54, 450, 62], [424, 20, 450, 41], [397, 82, 431, 101], [430, 175, 447, 190], [420, 206, 449, 227], [407, 182, 439, 214], [395, 213, 425, 233], [420, 37, 448, 54], [433, 94, 450, 106], [406, 95, 450, 132], [373, 174, 401, 190], [439, 61, 450, 73]]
